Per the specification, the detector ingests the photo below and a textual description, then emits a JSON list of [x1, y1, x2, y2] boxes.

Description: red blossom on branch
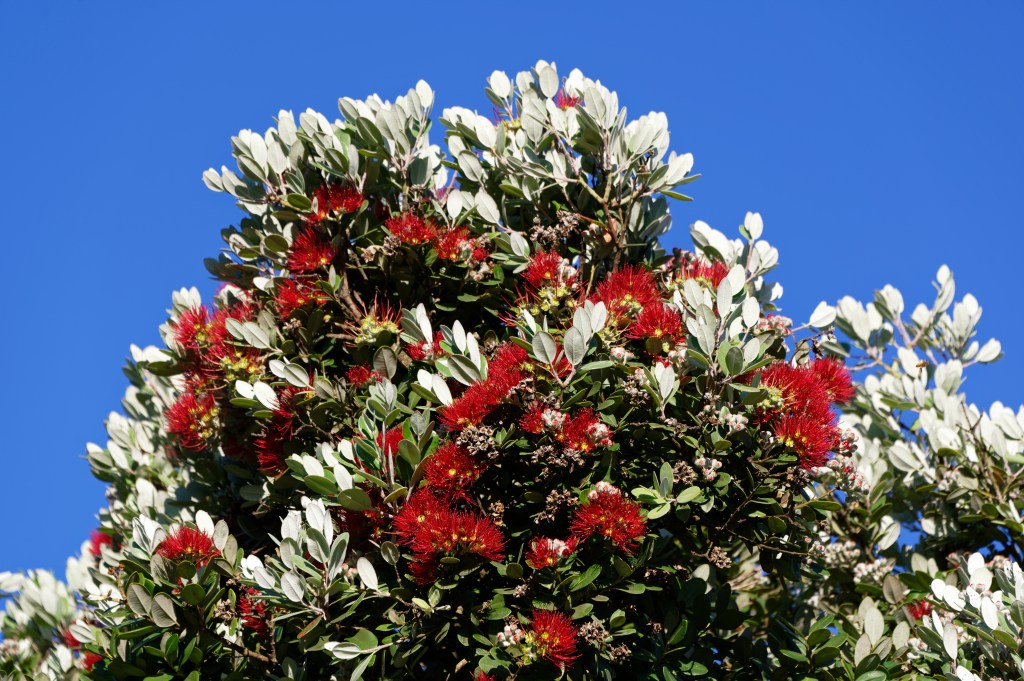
[[525, 537, 576, 569], [554, 89, 582, 110], [524, 251, 575, 289], [274, 278, 329, 318], [406, 331, 446, 361], [593, 265, 662, 321], [559, 408, 613, 452], [345, 365, 381, 387], [287, 228, 336, 273], [166, 392, 219, 452], [626, 303, 683, 342], [157, 527, 220, 566], [306, 184, 364, 224], [171, 306, 210, 352], [421, 443, 486, 499], [677, 256, 730, 288], [386, 212, 438, 245], [89, 530, 112, 557], [525, 609, 580, 669], [439, 343, 532, 430], [432, 226, 473, 261], [570, 484, 647, 553], [774, 412, 834, 469], [255, 388, 304, 475], [238, 587, 270, 636], [811, 357, 855, 404]]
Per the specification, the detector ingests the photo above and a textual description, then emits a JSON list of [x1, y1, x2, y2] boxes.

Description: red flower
[[570, 485, 647, 554], [554, 89, 581, 110], [407, 331, 446, 361], [171, 306, 210, 353], [560, 408, 612, 452], [433, 226, 472, 261], [525, 537, 576, 569], [473, 672, 496, 681], [626, 303, 683, 342], [907, 599, 933, 621], [422, 443, 486, 499], [439, 343, 532, 430], [205, 302, 256, 349], [392, 493, 448, 545], [525, 609, 580, 669], [287, 227, 336, 273], [593, 266, 662, 321], [82, 652, 103, 671], [255, 388, 304, 475], [756, 362, 832, 423], [377, 427, 404, 457], [157, 526, 220, 566], [62, 628, 80, 648], [166, 392, 219, 451], [677, 256, 730, 288], [346, 365, 381, 386], [275, 278, 329, 318], [524, 251, 575, 289], [386, 213, 438, 245], [811, 358, 855, 404], [774, 412, 835, 469], [89, 530, 112, 557], [238, 587, 270, 636], [410, 510, 506, 562], [306, 184, 364, 224]]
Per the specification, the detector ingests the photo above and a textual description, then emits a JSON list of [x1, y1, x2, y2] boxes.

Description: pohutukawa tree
[[2, 62, 1022, 681]]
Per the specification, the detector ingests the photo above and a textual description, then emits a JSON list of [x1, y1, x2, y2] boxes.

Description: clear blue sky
[[2, 2, 1021, 576]]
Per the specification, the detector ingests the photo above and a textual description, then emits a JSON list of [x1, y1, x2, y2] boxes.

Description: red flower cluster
[[525, 537, 577, 569], [593, 265, 662, 322], [439, 343, 532, 430], [305, 184, 364, 225], [172, 306, 210, 352], [754, 359, 854, 468], [525, 609, 580, 669], [275, 278, 329, 318], [406, 331, 446, 362], [907, 599, 933, 621], [377, 426, 405, 457], [238, 587, 270, 636], [255, 388, 305, 475], [386, 212, 438, 245], [287, 228, 336, 273], [421, 443, 486, 500], [676, 254, 730, 288], [392, 494, 505, 584], [156, 527, 220, 567], [570, 483, 647, 554], [166, 392, 219, 452], [560, 408, 613, 451], [627, 303, 683, 342], [554, 89, 582, 110], [89, 530, 112, 557], [345, 365, 381, 387], [524, 251, 575, 290]]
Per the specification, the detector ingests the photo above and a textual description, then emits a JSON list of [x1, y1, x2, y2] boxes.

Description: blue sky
[[1, 2, 1021, 576]]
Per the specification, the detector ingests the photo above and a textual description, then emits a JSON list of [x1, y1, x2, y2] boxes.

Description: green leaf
[[126, 584, 152, 617], [179, 583, 205, 606], [150, 593, 177, 628], [570, 564, 602, 591], [338, 488, 373, 511]]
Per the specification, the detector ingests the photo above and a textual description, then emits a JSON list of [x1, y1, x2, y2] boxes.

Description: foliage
[[1, 61, 1020, 681]]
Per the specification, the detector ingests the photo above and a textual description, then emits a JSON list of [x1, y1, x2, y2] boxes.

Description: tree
[[1, 61, 1020, 681]]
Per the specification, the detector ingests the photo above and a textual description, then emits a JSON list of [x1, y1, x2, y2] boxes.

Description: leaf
[[126, 583, 152, 617], [676, 486, 702, 504], [280, 572, 305, 603], [570, 564, 601, 591], [942, 621, 958, 659], [180, 583, 205, 606], [357, 557, 378, 590], [532, 332, 558, 365], [373, 347, 398, 380], [864, 608, 883, 645], [253, 382, 279, 410], [338, 488, 373, 511], [563, 328, 587, 366], [150, 593, 177, 627]]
